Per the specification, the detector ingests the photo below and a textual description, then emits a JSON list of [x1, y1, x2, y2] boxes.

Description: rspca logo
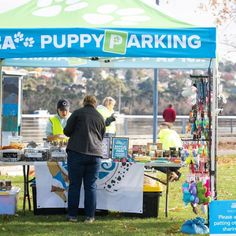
[[0, 32, 34, 50]]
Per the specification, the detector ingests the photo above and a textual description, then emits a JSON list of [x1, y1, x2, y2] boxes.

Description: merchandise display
[[0, 140, 68, 162], [132, 142, 183, 165], [181, 73, 212, 215], [24, 147, 49, 161], [0, 149, 23, 162], [49, 147, 67, 162]]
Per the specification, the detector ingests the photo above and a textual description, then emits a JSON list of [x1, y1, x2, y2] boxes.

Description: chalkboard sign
[[111, 137, 129, 159], [102, 137, 110, 159]]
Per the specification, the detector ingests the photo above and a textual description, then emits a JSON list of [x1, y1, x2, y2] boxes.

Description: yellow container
[[143, 182, 163, 192], [143, 173, 163, 192]]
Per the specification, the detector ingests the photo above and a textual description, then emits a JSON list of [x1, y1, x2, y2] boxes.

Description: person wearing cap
[[64, 95, 105, 223], [97, 97, 116, 137], [46, 99, 71, 142]]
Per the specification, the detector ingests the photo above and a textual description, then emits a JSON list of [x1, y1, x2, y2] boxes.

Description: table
[[144, 161, 182, 217], [1, 160, 182, 217]]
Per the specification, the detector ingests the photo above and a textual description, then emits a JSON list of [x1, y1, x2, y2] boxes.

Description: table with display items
[[0, 160, 182, 217]]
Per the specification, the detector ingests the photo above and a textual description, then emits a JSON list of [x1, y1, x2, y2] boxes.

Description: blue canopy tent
[[0, 0, 217, 199]]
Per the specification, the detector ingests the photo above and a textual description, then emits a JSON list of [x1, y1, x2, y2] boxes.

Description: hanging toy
[[186, 147, 194, 165], [204, 179, 211, 203], [182, 182, 192, 206], [186, 123, 191, 133], [189, 182, 199, 205], [196, 181, 211, 205]]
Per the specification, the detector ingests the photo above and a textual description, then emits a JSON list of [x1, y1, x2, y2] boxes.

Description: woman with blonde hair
[[97, 97, 116, 137]]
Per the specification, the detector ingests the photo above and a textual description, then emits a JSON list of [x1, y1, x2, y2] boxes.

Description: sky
[[144, 0, 236, 62]]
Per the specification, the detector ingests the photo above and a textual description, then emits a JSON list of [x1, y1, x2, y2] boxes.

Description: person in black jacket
[[64, 95, 105, 223]]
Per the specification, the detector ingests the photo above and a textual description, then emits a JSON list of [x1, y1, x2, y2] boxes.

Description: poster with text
[[111, 137, 129, 159]]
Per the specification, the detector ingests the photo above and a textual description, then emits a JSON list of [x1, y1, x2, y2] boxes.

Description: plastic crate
[[0, 187, 20, 215]]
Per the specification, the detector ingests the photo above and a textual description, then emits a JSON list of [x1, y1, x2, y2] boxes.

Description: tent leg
[[153, 68, 158, 143], [211, 61, 218, 200], [0, 61, 2, 146]]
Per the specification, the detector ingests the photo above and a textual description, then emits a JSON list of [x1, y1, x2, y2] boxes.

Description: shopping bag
[[181, 217, 209, 234]]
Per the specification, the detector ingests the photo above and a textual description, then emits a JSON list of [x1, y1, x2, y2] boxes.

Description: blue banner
[[210, 200, 236, 235], [0, 27, 216, 58]]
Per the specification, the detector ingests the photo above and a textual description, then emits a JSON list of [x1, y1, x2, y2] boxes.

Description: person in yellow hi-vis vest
[[46, 99, 71, 142], [159, 123, 182, 151], [158, 122, 183, 181], [97, 97, 116, 137]]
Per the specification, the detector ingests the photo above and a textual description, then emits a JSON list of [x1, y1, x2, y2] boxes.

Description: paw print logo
[[33, 0, 89, 17], [23, 37, 35, 47], [83, 4, 150, 26], [31, 1, 149, 27], [14, 32, 24, 43]]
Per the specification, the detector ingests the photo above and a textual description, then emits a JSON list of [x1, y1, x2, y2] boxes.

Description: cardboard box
[[0, 187, 20, 215]]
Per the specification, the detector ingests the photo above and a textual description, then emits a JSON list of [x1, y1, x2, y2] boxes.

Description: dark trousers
[[67, 150, 101, 218]]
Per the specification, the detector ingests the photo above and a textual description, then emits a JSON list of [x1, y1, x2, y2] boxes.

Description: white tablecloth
[[35, 161, 144, 213]]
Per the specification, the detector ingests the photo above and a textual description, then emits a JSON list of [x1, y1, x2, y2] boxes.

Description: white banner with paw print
[[35, 161, 144, 213]]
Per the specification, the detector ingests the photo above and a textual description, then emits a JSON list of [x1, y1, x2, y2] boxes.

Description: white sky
[[144, 0, 236, 62], [144, 0, 215, 26]]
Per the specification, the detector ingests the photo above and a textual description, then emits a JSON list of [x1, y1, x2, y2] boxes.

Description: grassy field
[[1, 156, 236, 236]]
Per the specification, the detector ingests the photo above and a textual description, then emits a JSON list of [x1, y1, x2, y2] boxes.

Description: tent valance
[[2, 57, 212, 69], [0, 27, 216, 59]]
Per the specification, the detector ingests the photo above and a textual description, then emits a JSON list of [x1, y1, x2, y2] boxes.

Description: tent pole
[[211, 59, 218, 200], [153, 68, 158, 143], [0, 60, 2, 146]]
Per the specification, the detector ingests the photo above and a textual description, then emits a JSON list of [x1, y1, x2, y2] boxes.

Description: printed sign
[[102, 137, 110, 159], [111, 137, 129, 159], [210, 200, 236, 235], [0, 28, 216, 58]]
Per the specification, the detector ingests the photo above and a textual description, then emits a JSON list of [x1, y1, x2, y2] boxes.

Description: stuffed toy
[[186, 148, 194, 165], [204, 179, 211, 204], [189, 182, 199, 205], [196, 181, 210, 205], [182, 182, 192, 206]]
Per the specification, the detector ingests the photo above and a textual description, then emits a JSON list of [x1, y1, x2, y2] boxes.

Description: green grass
[[1, 156, 236, 236]]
